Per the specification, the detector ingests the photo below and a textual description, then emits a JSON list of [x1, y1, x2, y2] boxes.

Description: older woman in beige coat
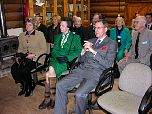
[[11, 17, 47, 97]]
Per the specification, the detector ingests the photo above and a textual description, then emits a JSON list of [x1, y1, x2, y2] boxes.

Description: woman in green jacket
[[38, 17, 82, 110], [110, 17, 132, 61]]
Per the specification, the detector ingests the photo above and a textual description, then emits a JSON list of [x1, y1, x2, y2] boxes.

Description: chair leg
[[31, 73, 45, 86], [87, 92, 102, 114], [31, 73, 38, 84]]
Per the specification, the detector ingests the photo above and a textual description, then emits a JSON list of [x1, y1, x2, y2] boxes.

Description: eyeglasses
[[94, 26, 105, 30]]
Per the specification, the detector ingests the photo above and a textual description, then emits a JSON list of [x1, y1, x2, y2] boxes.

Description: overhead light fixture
[[35, 0, 44, 7]]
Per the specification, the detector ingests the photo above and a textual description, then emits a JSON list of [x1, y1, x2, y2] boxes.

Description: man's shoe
[[38, 99, 51, 110]]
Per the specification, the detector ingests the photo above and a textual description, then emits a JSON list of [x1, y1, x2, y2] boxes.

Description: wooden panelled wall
[[3, 0, 25, 29], [90, 0, 152, 28], [3, 0, 152, 29]]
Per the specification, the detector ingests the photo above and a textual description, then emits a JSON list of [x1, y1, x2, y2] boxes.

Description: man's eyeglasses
[[94, 26, 105, 30]]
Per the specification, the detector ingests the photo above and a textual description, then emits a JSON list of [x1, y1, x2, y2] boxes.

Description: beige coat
[[18, 30, 47, 64]]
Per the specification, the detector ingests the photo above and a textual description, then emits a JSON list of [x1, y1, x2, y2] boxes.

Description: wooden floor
[[0, 75, 108, 114], [0, 74, 151, 114]]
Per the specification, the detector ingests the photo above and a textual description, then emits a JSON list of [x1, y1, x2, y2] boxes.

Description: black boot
[[24, 82, 33, 97], [18, 83, 26, 96]]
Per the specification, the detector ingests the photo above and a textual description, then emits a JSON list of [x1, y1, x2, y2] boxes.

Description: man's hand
[[83, 41, 97, 55], [83, 41, 93, 51]]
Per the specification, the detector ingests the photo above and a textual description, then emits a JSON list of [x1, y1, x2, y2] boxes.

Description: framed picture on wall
[[46, 12, 53, 19]]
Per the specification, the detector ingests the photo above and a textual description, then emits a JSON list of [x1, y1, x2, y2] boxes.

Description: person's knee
[[46, 71, 50, 78], [22, 67, 30, 74], [75, 91, 88, 100], [49, 66, 55, 73], [11, 63, 18, 71]]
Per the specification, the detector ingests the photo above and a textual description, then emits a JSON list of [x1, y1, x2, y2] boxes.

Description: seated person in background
[[47, 15, 61, 51], [83, 13, 100, 40], [11, 17, 47, 97], [35, 15, 48, 46], [71, 16, 85, 45], [118, 16, 152, 73], [54, 19, 117, 114], [145, 12, 152, 30], [38, 17, 82, 110], [110, 16, 132, 62]]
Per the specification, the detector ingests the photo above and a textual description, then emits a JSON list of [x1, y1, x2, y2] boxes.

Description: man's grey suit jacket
[[78, 36, 117, 79]]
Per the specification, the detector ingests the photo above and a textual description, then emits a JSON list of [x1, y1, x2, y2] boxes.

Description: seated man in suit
[[54, 19, 117, 114], [118, 16, 152, 73]]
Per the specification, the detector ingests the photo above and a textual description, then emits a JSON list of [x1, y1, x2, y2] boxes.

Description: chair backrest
[[119, 63, 152, 97]]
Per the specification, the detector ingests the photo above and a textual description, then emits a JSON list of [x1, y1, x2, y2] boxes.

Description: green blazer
[[49, 32, 82, 78], [110, 27, 132, 61]]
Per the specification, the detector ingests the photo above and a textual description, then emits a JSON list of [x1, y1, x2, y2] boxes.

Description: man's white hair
[[136, 16, 147, 24]]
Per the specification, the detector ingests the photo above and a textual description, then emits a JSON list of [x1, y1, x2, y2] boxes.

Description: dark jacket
[[71, 25, 85, 45], [47, 24, 61, 43], [37, 23, 48, 41], [83, 25, 96, 40]]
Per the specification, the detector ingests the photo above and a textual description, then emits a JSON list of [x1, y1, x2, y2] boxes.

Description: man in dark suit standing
[[118, 16, 152, 72], [145, 12, 152, 30], [54, 19, 117, 114]]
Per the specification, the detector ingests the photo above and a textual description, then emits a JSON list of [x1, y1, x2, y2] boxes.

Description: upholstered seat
[[97, 63, 152, 114]]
